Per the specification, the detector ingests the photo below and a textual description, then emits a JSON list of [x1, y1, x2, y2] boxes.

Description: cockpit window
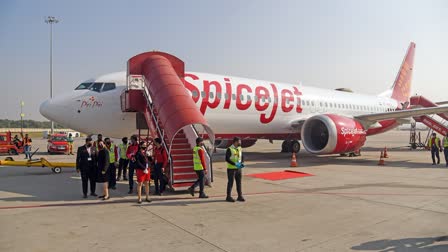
[[75, 82, 93, 90], [89, 82, 103, 92], [102, 83, 116, 92]]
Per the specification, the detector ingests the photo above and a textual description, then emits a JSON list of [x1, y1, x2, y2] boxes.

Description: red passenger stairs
[[121, 52, 215, 191], [410, 95, 448, 136]]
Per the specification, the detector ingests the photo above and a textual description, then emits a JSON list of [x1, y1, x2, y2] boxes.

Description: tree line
[[0, 119, 65, 129]]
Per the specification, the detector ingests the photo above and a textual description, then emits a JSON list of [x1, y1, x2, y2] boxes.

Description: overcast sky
[[0, 0, 447, 120]]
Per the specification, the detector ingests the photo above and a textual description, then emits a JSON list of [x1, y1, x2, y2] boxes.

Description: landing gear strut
[[281, 140, 301, 153]]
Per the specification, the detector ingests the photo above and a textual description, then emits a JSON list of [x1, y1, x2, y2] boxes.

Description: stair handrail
[[142, 84, 173, 178]]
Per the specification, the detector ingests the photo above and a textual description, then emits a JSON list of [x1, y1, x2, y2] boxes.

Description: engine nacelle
[[215, 139, 258, 149], [301, 114, 367, 155]]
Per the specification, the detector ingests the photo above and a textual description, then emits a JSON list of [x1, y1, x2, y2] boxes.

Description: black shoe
[[226, 196, 235, 202], [437, 161, 440, 164], [146, 198, 152, 203], [199, 194, 209, 199], [90, 193, 98, 197], [83, 194, 88, 199], [102, 196, 110, 201], [98, 195, 105, 199], [188, 187, 194, 197], [128, 189, 133, 194], [237, 196, 246, 202], [137, 199, 142, 204]]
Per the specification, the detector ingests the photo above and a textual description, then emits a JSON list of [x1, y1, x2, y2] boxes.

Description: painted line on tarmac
[[1, 190, 447, 210]]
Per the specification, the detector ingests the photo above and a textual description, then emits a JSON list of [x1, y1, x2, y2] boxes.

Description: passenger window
[[247, 95, 252, 101], [89, 82, 103, 92], [192, 90, 199, 99], [216, 92, 222, 99], [210, 92, 214, 99], [201, 91, 206, 98], [102, 83, 116, 92], [240, 94, 244, 101]]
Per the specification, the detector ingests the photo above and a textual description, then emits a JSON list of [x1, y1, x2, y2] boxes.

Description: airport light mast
[[45, 16, 59, 134]]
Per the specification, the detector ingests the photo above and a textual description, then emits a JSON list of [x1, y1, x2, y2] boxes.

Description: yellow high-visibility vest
[[444, 137, 448, 148], [193, 146, 204, 171], [118, 143, 128, 159], [108, 144, 116, 163], [428, 137, 440, 149], [227, 145, 242, 169]]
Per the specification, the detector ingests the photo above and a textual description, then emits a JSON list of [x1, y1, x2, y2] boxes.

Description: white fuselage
[[39, 71, 398, 139]]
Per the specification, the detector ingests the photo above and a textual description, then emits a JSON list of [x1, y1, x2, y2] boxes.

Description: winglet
[[390, 42, 416, 108]]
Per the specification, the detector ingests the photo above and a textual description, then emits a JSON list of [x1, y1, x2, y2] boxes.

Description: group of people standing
[[75, 133, 246, 203], [75, 134, 169, 203]]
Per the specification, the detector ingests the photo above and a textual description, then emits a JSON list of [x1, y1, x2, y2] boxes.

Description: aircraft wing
[[290, 106, 448, 131], [355, 106, 448, 124]]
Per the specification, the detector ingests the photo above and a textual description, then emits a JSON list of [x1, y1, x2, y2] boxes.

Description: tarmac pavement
[[0, 131, 447, 251]]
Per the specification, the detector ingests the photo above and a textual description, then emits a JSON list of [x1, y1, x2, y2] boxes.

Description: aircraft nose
[[39, 99, 56, 121]]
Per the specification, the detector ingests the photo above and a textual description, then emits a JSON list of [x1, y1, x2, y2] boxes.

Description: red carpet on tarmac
[[247, 170, 314, 181]]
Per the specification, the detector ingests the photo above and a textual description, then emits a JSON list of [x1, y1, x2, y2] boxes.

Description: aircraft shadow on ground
[[351, 236, 448, 252]]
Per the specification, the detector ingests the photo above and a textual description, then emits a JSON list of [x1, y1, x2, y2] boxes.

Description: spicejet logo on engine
[[341, 127, 366, 137], [184, 73, 303, 124]]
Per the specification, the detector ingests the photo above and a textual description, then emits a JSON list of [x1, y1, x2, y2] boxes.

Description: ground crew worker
[[23, 133, 32, 159], [443, 132, 448, 167], [188, 137, 209, 198], [126, 135, 139, 194], [13, 135, 21, 148], [117, 137, 129, 181], [67, 133, 74, 155], [225, 137, 245, 202], [153, 138, 168, 196], [104, 138, 118, 190], [428, 133, 442, 165]]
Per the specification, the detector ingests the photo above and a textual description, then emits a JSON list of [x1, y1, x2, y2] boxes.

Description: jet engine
[[300, 114, 367, 155]]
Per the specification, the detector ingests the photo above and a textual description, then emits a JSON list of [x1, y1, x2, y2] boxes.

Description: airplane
[[40, 42, 448, 155]]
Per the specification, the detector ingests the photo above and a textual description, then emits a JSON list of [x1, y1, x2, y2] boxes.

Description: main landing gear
[[281, 140, 301, 153]]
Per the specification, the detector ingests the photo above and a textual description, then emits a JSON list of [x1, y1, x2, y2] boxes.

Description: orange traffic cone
[[383, 147, 389, 158], [378, 151, 385, 166], [290, 152, 298, 167]]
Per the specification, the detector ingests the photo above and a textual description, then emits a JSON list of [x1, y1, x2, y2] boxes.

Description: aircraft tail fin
[[379, 42, 416, 108]]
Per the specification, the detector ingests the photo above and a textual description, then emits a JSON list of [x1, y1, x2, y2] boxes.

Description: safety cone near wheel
[[378, 151, 385, 166], [383, 147, 389, 158], [290, 152, 298, 167]]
